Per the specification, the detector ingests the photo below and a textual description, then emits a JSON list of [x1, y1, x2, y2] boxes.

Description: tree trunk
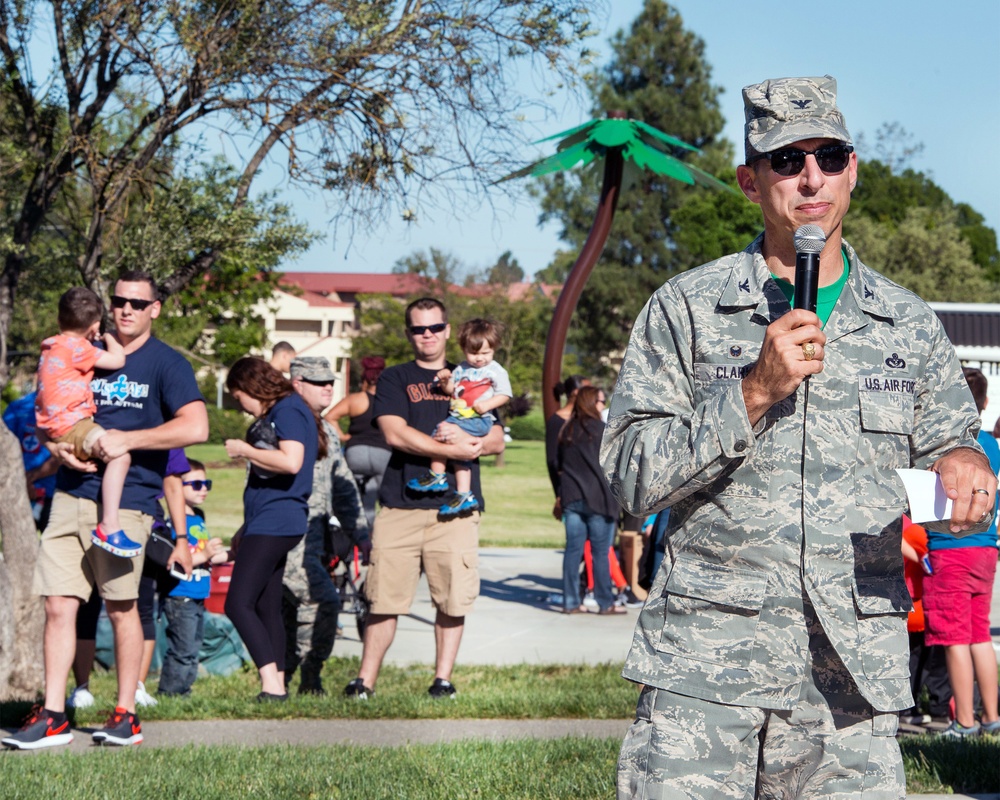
[[0, 420, 45, 700], [542, 142, 625, 421]]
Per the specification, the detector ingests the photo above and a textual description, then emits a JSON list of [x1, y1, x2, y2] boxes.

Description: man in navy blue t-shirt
[[5, 271, 207, 752]]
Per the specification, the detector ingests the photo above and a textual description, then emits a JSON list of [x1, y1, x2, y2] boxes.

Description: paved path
[[333, 547, 1000, 670]]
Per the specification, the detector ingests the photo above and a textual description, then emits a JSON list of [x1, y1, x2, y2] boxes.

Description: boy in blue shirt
[[157, 459, 225, 696]]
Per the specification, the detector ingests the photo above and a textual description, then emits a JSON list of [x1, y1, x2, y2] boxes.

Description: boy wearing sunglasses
[[157, 458, 226, 697], [605, 76, 996, 799], [35, 287, 135, 556]]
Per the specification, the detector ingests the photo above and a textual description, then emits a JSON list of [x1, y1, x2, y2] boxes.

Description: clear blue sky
[[280, 0, 1000, 279]]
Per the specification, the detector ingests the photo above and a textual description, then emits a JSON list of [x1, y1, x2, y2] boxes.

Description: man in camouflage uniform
[[602, 75, 998, 799], [283, 357, 369, 695]]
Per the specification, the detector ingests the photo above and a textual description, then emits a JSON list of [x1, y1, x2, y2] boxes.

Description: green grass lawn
[[3, 659, 996, 796], [0, 732, 994, 798], [188, 439, 566, 547]]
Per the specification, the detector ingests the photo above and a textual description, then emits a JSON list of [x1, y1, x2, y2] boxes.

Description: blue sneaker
[[439, 492, 478, 517], [981, 719, 1000, 737], [91, 525, 143, 558], [938, 720, 981, 739], [407, 472, 448, 493]]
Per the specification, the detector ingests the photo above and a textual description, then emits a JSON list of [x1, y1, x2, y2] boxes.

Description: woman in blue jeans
[[556, 386, 624, 615]]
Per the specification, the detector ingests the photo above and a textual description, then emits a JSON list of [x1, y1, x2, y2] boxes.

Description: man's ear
[[736, 164, 761, 205]]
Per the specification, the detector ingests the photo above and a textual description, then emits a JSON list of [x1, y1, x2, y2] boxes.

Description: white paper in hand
[[894, 468, 977, 537]]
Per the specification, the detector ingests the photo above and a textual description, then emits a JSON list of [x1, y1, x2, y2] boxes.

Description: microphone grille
[[794, 225, 827, 253]]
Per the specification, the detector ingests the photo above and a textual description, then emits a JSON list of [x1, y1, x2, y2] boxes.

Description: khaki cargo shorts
[[364, 506, 480, 617], [32, 492, 152, 602], [52, 417, 105, 461]]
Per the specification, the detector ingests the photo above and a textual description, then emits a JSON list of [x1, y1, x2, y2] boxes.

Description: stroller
[[326, 520, 369, 639]]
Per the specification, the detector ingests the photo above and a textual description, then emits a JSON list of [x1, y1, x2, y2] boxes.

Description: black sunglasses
[[409, 323, 447, 335], [303, 379, 334, 387], [182, 479, 213, 491], [751, 144, 853, 177], [110, 295, 156, 311]]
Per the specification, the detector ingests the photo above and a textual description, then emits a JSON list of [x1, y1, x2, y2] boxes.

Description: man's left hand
[[167, 539, 193, 577], [932, 447, 998, 533]]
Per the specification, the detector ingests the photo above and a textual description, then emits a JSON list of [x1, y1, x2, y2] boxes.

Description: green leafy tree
[[486, 251, 526, 286], [844, 206, 999, 303], [536, 0, 732, 376], [849, 122, 997, 281]]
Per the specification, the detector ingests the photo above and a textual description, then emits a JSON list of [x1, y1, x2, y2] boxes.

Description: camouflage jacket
[[307, 420, 367, 537], [601, 236, 982, 712]]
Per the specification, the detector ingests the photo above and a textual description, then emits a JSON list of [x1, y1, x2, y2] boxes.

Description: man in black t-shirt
[[4, 271, 208, 752], [343, 297, 505, 700]]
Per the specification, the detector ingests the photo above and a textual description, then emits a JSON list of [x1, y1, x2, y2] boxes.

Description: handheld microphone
[[792, 225, 826, 312]]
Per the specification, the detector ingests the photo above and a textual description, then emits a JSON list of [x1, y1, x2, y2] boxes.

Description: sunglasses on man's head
[[110, 295, 156, 311], [408, 323, 447, 335], [751, 144, 853, 177], [183, 479, 212, 491]]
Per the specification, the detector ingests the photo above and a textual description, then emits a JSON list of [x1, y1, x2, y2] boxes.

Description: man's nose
[[798, 154, 826, 189]]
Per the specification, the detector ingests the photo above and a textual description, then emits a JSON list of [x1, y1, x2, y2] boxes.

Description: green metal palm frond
[[496, 117, 736, 194]]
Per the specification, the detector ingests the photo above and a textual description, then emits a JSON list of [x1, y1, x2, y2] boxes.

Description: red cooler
[[206, 563, 234, 614]]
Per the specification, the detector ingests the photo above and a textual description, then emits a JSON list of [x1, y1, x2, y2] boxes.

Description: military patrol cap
[[289, 356, 336, 382], [743, 75, 852, 160]]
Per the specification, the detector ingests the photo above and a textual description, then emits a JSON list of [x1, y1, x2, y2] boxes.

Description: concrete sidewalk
[[333, 547, 639, 666], [334, 546, 1000, 670]]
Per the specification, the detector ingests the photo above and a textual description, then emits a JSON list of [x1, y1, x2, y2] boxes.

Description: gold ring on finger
[[802, 343, 816, 361], [973, 488, 990, 496]]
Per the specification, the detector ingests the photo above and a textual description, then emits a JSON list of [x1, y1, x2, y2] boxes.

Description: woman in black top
[[326, 356, 390, 528], [555, 386, 624, 615], [545, 374, 590, 514]]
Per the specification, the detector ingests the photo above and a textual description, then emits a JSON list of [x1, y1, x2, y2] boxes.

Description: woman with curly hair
[[224, 356, 323, 701]]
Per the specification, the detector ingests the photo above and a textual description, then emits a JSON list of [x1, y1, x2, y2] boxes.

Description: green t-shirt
[[771, 249, 850, 328]]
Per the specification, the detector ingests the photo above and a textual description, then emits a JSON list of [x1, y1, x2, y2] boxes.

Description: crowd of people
[[0, 76, 997, 800]]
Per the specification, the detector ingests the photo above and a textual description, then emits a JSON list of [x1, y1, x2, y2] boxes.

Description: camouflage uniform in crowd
[[283, 417, 367, 694], [604, 236, 983, 798], [602, 76, 990, 800]]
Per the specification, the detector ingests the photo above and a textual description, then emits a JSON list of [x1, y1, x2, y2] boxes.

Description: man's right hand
[[741, 309, 826, 426], [434, 421, 484, 460]]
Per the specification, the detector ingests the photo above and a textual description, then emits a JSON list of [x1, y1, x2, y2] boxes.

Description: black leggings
[[224, 533, 302, 671]]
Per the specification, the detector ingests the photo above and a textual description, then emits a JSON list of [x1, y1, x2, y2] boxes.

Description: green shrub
[[206, 404, 249, 444], [508, 406, 546, 441]]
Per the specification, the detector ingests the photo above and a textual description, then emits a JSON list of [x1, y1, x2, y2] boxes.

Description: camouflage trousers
[[618, 611, 904, 799], [282, 518, 341, 693]]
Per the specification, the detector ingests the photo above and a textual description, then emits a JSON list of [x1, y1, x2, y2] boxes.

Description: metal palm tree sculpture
[[500, 112, 734, 419]]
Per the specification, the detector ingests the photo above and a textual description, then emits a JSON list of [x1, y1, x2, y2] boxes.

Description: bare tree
[[0, 0, 599, 697]]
